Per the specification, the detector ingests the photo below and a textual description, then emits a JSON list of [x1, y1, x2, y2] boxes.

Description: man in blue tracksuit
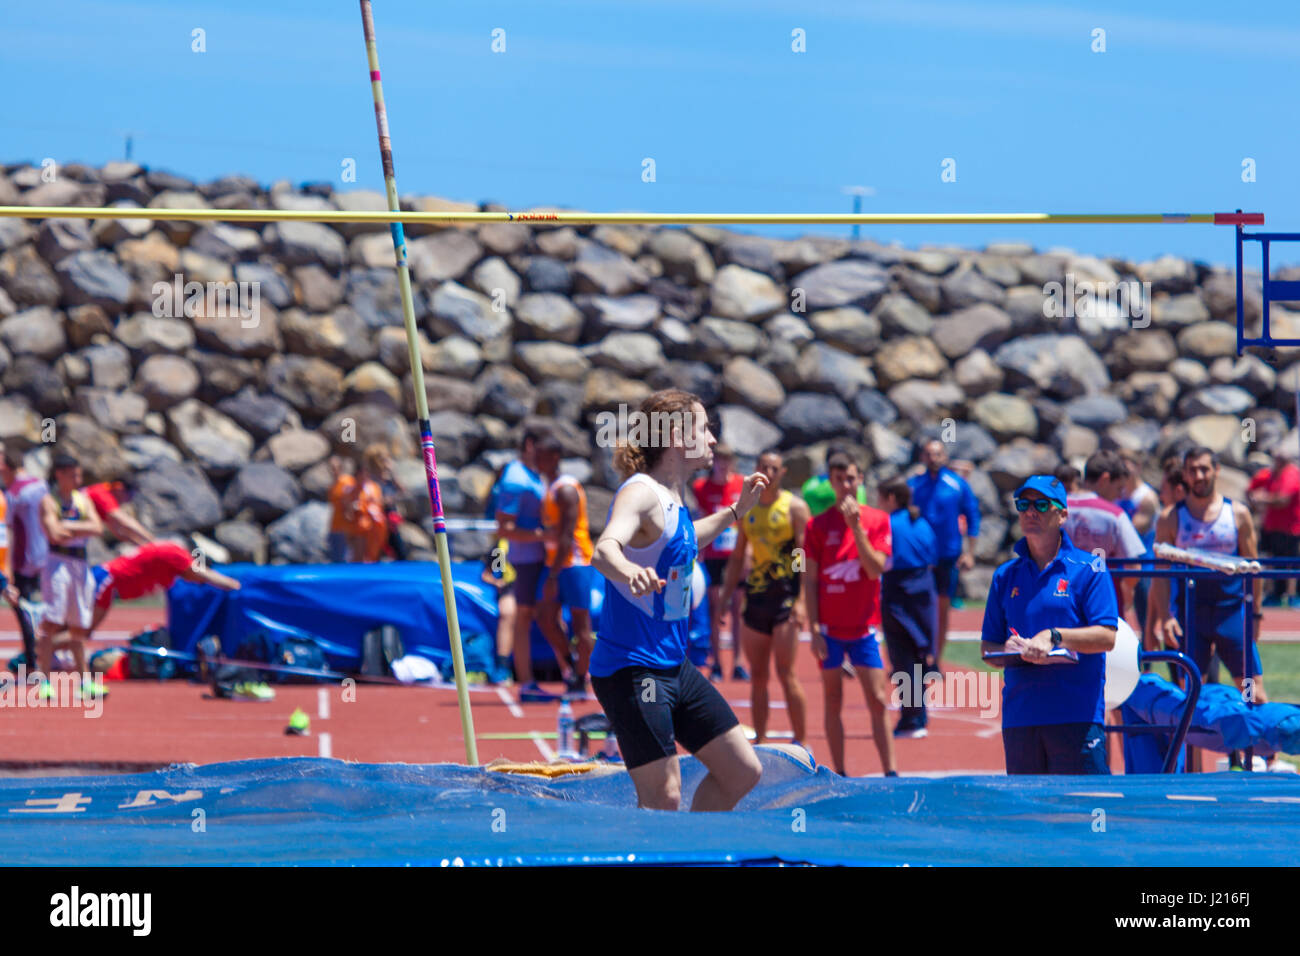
[[878, 478, 939, 738], [981, 475, 1118, 775], [908, 440, 981, 664]]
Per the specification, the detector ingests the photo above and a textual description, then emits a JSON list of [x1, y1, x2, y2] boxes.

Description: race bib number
[[662, 563, 692, 621], [714, 526, 738, 552]]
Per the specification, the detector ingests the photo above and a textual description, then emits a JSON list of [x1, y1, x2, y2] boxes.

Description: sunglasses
[[1014, 498, 1059, 513]]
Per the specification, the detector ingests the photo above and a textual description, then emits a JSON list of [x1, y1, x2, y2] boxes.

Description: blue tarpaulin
[[166, 561, 712, 676], [3, 750, 1299, 866]]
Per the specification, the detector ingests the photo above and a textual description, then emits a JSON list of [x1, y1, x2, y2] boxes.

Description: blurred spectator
[[1159, 462, 1187, 509], [1117, 452, 1160, 636], [327, 448, 388, 563], [1062, 451, 1146, 627], [0, 443, 49, 671], [1247, 447, 1300, 606], [800, 443, 867, 518], [691, 443, 749, 682], [326, 456, 354, 562], [83, 476, 152, 546]]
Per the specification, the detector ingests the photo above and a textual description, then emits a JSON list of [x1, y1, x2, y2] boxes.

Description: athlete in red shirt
[[691, 445, 749, 681], [90, 541, 241, 629], [1248, 449, 1300, 605], [83, 479, 154, 547], [803, 453, 896, 776]]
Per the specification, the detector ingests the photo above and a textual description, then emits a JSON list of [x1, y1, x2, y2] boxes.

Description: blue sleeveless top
[[1173, 497, 1243, 612], [590, 474, 698, 677]]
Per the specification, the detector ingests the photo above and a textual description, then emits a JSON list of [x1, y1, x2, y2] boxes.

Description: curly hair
[[613, 389, 705, 479]]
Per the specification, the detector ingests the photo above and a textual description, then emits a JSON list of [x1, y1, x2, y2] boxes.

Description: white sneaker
[[1268, 757, 1297, 773]]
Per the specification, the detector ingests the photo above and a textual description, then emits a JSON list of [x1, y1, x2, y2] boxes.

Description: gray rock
[[116, 313, 194, 355], [648, 230, 714, 284], [475, 364, 537, 422], [428, 282, 511, 344], [234, 263, 293, 309], [292, 264, 344, 312], [54, 251, 132, 312], [1209, 354, 1275, 396], [265, 221, 346, 270], [410, 231, 483, 284], [874, 294, 933, 336], [1110, 330, 1178, 374], [515, 341, 591, 383], [514, 292, 583, 343], [424, 334, 483, 378], [1177, 385, 1255, 418], [994, 335, 1109, 397], [1137, 255, 1197, 295], [901, 250, 957, 276], [585, 332, 665, 377], [0, 218, 33, 253], [1171, 357, 1209, 390], [1054, 423, 1100, 462], [469, 256, 522, 309], [189, 351, 258, 404], [1003, 287, 1052, 333], [709, 264, 784, 321], [192, 302, 282, 359], [0, 306, 66, 360], [36, 219, 94, 265], [953, 349, 1004, 396], [886, 380, 966, 426], [524, 257, 572, 294], [874, 336, 947, 389], [535, 380, 585, 422], [345, 268, 421, 330], [941, 266, 1006, 310], [852, 388, 898, 427], [777, 392, 855, 445], [120, 434, 183, 471], [764, 312, 815, 346], [423, 411, 485, 466], [797, 342, 875, 401], [793, 260, 889, 311], [278, 307, 376, 368], [0, 396, 41, 445], [648, 361, 720, 407], [265, 355, 345, 416], [931, 304, 1013, 359], [895, 268, 942, 312], [5, 355, 70, 415], [411, 373, 477, 417], [716, 404, 783, 457], [971, 393, 1038, 441], [761, 340, 801, 392], [266, 501, 333, 564], [583, 369, 653, 415], [719, 237, 785, 281], [133, 460, 224, 534], [319, 404, 416, 459], [1176, 322, 1237, 361], [1063, 394, 1128, 429], [165, 399, 255, 476], [572, 256, 650, 296], [136, 353, 200, 409], [986, 440, 1058, 493], [223, 462, 303, 522], [865, 421, 912, 468], [190, 223, 263, 262], [917, 421, 998, 463], [694, 317, 766, 361], [1119, 372, 1179, 420], [976, 257, 1021, 287], [78, 343, 131, 390], [722, 357, 786, 416], [215, 388, 297, 442], [808, 307, 881, 354], [1152, 293, 1211, 327], [214, 520, 267, 564], [576, 294, 660, 335]]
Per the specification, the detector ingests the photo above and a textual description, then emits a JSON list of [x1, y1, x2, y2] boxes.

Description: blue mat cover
[[4, 750, 1298, 866]]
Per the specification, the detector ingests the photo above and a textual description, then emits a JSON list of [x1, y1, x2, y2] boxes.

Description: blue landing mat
[[2, 751, 1296, 865]]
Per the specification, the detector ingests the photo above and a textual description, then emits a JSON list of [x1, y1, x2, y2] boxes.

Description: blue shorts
[[537, 564, 595, 612], [91, 565, 113, 607], [1185, 608, 1263, 681], [933, 559, 960, 600], [820, 629, 883, 671]]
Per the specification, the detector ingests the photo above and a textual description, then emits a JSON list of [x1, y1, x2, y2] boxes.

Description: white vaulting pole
[[360, 0, 477, 764]]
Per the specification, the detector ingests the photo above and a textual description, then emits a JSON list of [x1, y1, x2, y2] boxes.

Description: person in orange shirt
[[535, 434, 596, 700], [328, 447, 389, 563]]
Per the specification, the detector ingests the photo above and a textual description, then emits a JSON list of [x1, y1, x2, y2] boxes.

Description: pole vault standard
[[0, 208, 1266, 226], [358, 0, 476, 764]]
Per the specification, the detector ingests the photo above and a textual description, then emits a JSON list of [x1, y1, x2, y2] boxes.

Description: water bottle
[[557, 700, 577, 760]]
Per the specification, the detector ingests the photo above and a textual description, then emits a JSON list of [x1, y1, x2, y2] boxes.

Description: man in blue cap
[[980, 475, 1118, 774]]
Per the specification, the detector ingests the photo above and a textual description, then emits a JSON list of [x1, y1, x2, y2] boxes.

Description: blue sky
[[4, 0, 1297, 268]]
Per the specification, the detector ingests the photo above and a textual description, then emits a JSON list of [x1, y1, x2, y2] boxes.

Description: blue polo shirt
[[908, 468, 981, 561], [888, 510, 937, 572], [494, 460, 546, 564], [981, 531, 1118, 729]]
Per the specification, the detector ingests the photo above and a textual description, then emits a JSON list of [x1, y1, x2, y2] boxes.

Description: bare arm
[[839, 497, 886, 578], [106, 510, 153, 547], [695, 473, 769, 551], [548, 485, 579, 574], [1236, 502, 1263, 615], [495, 509, 546, 545], [180, 565, 242, 590], [1146, 505, 1180, 649], [1133, 492, 1158, 538], [592, 481, 664, 594], [40, 494, 67, 544], [720, 524, 750, 603]]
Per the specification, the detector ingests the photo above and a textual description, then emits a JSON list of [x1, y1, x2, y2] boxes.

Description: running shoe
[[37, 681, 54, 701], [81, 676, 108, 698], [731, 664, 750, 682], [232, 681, 275, 701], [708, 666, 724, 683], [893, 726, 928, 739], [518, 681, 560, 703]]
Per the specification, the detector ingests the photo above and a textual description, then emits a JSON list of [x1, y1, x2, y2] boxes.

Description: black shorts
[[1261, 529, 1299, 559], [703, 558, 729, 585], [591, 659, 739, 770], [511, 562, 544, 608], [741, 574, 799, 634]]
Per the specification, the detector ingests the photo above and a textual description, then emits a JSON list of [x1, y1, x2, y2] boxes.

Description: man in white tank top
[[1148, 446, 1266, 704]]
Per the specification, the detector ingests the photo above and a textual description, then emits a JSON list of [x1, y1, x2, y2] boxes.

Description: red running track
[[1, 606, 1295, 776]]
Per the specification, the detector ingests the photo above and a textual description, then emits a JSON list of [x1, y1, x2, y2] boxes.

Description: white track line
[[530, 731, 555, 761], [317, 687, 330, 720], [319, 732, 332, 758], [1067, 791, 1125, 798], [496, 687, 523, 718], [1166, 794, 1216, 802]]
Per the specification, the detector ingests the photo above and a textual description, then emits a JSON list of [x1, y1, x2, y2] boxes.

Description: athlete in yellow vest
[[721, 450, 810, 746], [536, 436, 597, 700]]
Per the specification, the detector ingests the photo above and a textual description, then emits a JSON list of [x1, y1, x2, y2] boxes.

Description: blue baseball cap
[[1014, 475, 1067, 508]]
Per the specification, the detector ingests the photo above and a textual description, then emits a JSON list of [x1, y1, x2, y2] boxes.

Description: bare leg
[[858, 667, 897, 775], [36, 621, 58, 677], [495, 589, 516, 660], [707, 584, 724, 673], [627, 754, 682, 811], [821, 667, 845, 774], [534, 599, 574, 680], [570, 609, 593, 680], [67, 629, 88, 675], [741, 625, 772, 743], [690, 725, 763, 812], [513, 605, 536, 684], [772, 618, 807, 743]]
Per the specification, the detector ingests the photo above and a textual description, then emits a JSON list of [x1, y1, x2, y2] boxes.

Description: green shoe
[[37, 681, 54, 701], [233, 681, 275, 701], [81, 677, 107, 698]]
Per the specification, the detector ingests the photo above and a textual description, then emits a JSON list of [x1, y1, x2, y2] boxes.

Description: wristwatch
[[1049, 628, 1063, 648]]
